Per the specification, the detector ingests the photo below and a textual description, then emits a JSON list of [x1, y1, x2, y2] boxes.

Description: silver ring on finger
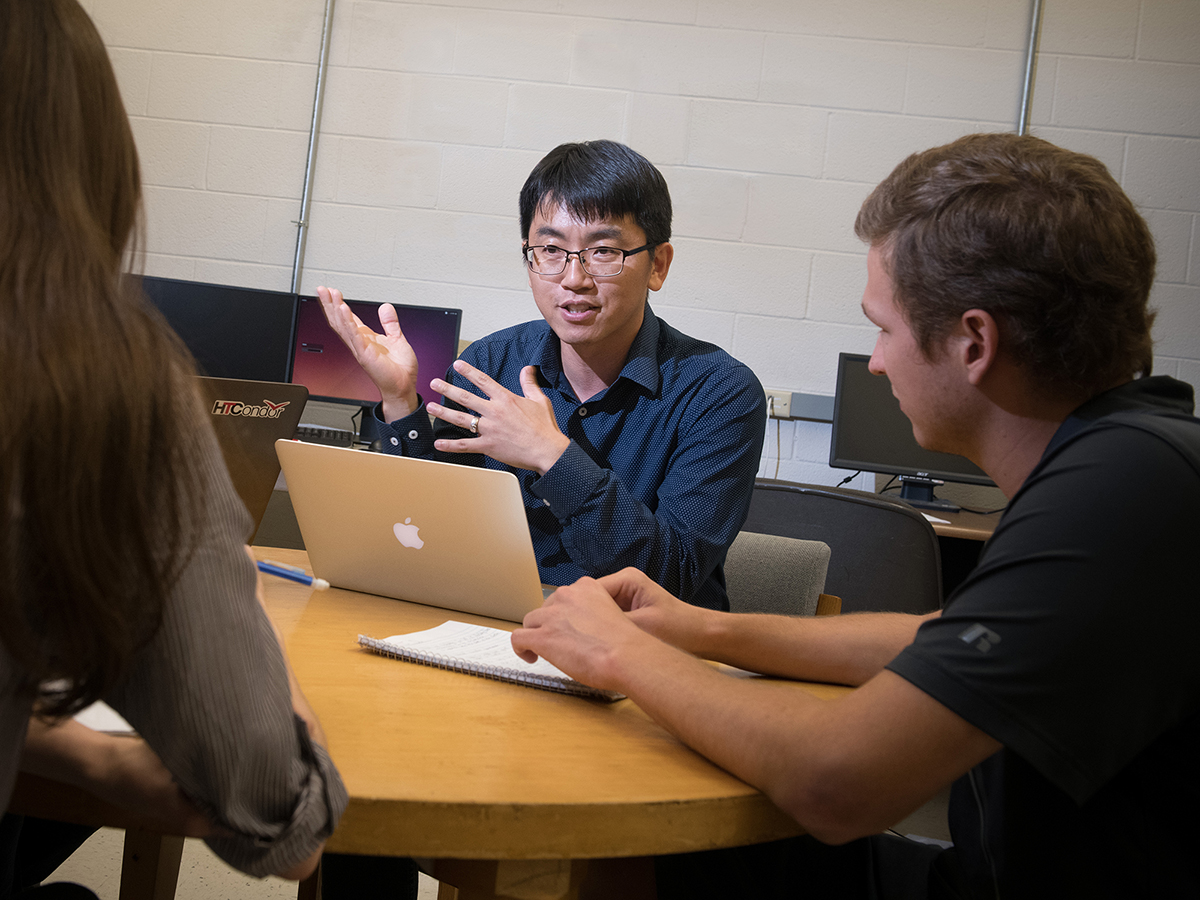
[[469, 415, 480, 435]]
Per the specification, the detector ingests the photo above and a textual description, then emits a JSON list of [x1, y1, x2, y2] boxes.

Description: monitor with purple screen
[[291, 296, 462, 410]]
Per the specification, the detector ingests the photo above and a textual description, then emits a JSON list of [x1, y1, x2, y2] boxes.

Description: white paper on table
[[74, 701, 135, 734], [382, 620, 571, 679]]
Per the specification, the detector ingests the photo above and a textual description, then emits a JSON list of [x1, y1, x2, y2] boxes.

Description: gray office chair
[[740, 479, 942, 614], [723, 531, 831, 617]]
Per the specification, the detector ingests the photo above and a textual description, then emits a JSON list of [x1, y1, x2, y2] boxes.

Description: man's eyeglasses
[[522, 242, 658, 277]]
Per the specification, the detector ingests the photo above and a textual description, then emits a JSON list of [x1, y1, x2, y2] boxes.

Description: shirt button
[[390, 437, 400, 446], [578, 406, 588, 417], [407, 430, 418, 440]]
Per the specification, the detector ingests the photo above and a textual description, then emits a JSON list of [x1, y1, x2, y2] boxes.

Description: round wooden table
[[259, 548, 847, 899]]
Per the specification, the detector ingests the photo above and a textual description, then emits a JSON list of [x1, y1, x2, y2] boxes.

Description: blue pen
[[257, 560, 330, 590]]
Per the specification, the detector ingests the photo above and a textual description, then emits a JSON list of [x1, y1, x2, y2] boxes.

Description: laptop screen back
[[276, 440, 544, 622], [197, 377, 308, 538]]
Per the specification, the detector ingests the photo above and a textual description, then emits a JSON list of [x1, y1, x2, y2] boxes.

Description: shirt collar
[[1045, 375, 1197, 457], [533, 304, 663, 396], [618, 304, 662, 394]]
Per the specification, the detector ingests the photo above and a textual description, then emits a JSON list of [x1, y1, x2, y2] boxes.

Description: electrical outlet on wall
[[765, 389, 792, 419]]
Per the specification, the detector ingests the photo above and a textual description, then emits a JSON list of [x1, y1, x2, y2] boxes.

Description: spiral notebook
[[358, 621, 624, 702]]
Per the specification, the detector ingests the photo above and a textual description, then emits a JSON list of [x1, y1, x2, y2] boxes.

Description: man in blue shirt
[[318, 140, 766, 611]]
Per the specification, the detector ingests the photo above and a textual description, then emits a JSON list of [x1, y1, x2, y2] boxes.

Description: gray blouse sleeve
[[104, 431, 347, 877]]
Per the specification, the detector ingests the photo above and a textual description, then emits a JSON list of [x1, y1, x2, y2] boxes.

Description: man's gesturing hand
[[429, 361, 570, 475], [316, 285, 420, 421]]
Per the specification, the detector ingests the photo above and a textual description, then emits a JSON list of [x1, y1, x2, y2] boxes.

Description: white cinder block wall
[[84, 0, 1200, 488]]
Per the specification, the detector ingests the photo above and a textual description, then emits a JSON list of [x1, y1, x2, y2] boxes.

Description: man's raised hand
[[316, 285, 420, 421]]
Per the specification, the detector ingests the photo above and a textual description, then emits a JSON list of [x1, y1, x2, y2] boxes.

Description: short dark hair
[[519, 140, 672, 246], [855, 132, 1157, 399]]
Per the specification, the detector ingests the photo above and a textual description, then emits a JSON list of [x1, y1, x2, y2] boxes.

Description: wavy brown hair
[[1, 0, 207, 716], [855, 133, 1157, 400]]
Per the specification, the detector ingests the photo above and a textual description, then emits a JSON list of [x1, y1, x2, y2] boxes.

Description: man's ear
[[648, 242, 674, 292], [958, 309, 1001, 386]]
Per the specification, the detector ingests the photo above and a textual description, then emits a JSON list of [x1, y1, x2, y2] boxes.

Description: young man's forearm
[[600, 629, 994, 844], [653, 606, 934, 686]]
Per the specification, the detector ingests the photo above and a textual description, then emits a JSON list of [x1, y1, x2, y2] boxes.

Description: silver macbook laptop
[[275, 440, 545, 622], [198, 376, 308, 539]]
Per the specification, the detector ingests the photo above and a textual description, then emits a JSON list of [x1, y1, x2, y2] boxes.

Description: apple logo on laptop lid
[[393, 518, 424, 550]]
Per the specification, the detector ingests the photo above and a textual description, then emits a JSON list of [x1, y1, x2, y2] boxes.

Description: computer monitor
[[290, 294, 462, 418], [139, 276, 298, 383], [830, 352, 994, 511]]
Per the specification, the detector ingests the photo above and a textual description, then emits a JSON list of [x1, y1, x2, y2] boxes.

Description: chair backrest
[[723, 531, 831, 617], [740, 479, 942, 614]]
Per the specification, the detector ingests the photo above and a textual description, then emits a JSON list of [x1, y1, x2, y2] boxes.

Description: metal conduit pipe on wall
[[287, 0, 1047, 292], [1018, 0, 1046, 135], [291, 0, 337, 294]]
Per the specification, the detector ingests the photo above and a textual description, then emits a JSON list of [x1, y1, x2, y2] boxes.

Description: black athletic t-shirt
[[888, 377, 1200, 898]]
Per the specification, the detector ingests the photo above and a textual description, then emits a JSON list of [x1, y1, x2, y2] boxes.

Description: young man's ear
[[958, 308, 1001, 386]]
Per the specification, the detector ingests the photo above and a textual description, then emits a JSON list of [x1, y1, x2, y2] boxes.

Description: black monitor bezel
[[138, 275, 299, 384], [829, 352, 995, 488]]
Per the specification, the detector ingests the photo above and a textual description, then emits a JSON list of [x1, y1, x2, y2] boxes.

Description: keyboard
[[294, 424, 355, 447]]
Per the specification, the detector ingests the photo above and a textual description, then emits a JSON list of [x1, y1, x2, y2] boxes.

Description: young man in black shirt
[[512, 132, 1200, 898]]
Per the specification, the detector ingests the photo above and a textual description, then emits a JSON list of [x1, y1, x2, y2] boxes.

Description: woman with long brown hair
[[0, 0, 345, 891]]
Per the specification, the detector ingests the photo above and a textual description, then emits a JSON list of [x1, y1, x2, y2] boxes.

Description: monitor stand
[[355, 402, 383, 449], [898, 476, 961, 513]]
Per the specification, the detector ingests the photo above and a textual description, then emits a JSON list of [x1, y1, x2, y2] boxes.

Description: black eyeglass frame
[[521, 242, 660, 277]]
